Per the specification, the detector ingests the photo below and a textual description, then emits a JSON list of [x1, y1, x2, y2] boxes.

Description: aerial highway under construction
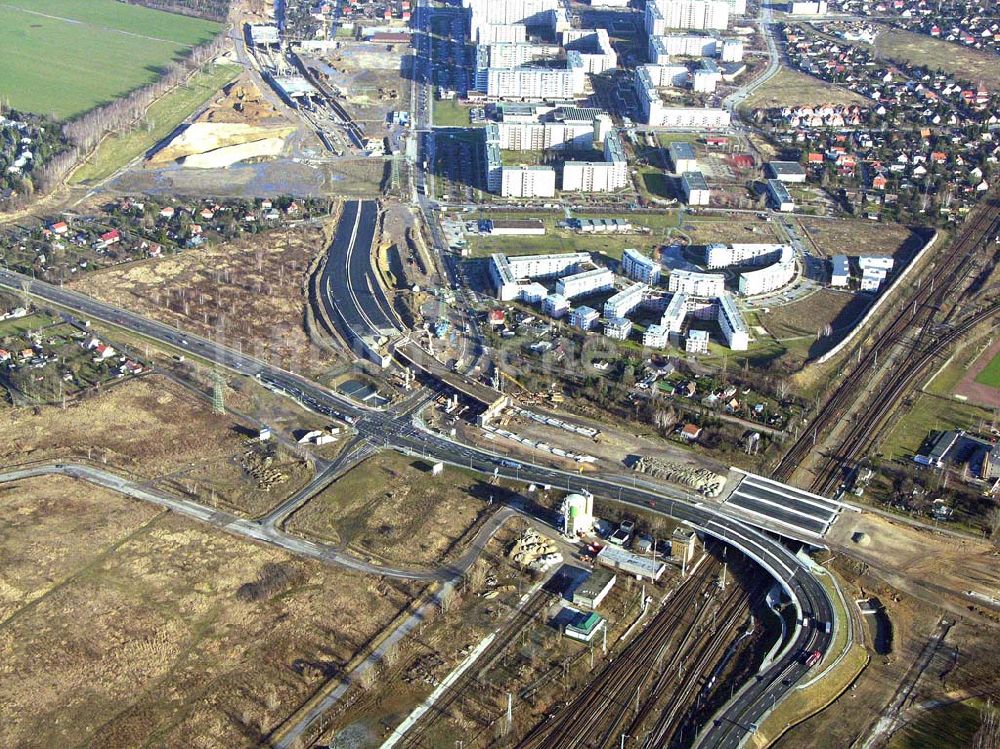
[[0, 265, 834, 748]]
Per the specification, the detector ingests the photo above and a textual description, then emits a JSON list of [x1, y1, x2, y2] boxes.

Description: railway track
[[396, 587, 552, 749], [774, 195, 1000, 490], [516, 558, 723, 749]]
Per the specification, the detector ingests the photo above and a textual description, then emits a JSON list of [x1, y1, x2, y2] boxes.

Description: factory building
[[668, 269, 725, 297], [604, 316, 633, 340], [557, 267, 615, 299], [562, 492, 595, 536], [717, 293, 750, 350], [621, 247, 661, 284], [660, 292, 688, 332], [604, 283, 648, 319], [671, 526, 698, 568], [706, 242, 788, 269], [686, 329, 710, 353], [738, 251, 795, 296], [766, 161, 808, 183], [644, 323, 670, 348], [572, 568, 616, 609], [543, 292, 571, 318], [831, 255, 850, 287], [669, 141, 698, 174], [766, 178, 795, 212], [789, 0, 828, 13], [501, 165, 557, 198], [570, 305, 600, 330], [596, 544, 666, 581], [645, 0, 730, 34], [681, 171, 711, 206]]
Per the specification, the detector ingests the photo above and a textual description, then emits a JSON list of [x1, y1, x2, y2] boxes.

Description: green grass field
[[974, 351, 1000, 388], [0, 0, 221, 119], [70, 63, 240, 185]]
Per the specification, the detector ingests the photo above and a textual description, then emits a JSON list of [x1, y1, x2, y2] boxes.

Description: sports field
[[0, 0, 221, 119], [974, 350, 1000, 388]]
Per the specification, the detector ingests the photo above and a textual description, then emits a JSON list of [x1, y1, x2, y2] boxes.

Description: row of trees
[[117, 0, 231, 21]]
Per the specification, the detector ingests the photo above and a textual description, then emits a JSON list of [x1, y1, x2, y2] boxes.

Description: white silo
[[563, 492, 595, 537]]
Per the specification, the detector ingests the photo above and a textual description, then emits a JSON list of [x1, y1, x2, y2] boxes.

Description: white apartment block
[[501, 165, 557, 198], [706, 242, 789, 269], [859, 256, 894, 272], [717, 293, 749, 350], [465, 0, 560, 41], [645, 0, 729, 34], [563, 161, 625, 192], [693, 59, 721, 93], [519, 282, 548, 303], [604, 283, 648, 319], [489, 251, 589, 300], [484, 67, 577, 100], [557, 268, 615, 299], [561, 29, 618, 74], [668, 269, 725, 298], [496, 121, 595, 151], [721, 38, 744, 62], [642, 63, 690, 88], [621, 247, 661, 285], [570, 305, 600, 330], [604, 316, 633, 340], [644, 323, 670, 349], [725, 0, 746, 14], [681, 171, 711, 206], [660, 292, 688, 332], [651, 33, 718, 58], [686, 329, 710, 353], [484, 123, 502, 192], [739, 257, 795, 296], [634, 75, 732, 126], [477, 23, 528, 43], [861, 268, 887, 291], [543, 292, 570, 318]]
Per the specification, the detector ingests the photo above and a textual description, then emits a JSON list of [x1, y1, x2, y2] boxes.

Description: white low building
[[831, 255, 850, 287], [669, 141, 698, 174], [681, 171, 711, 206], [766, 179, 794, 212]]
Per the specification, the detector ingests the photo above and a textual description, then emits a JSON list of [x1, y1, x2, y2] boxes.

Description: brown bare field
[[0, 374, 313, 517], [743, 67, 870, 110], [875, 28, 1000, 90], [681, 215, 782, 245], [795, 218, 923, 259], [0, 485, 420, 749], [0, 476, 163, 622], [288, 451, 500, 566], [0, 375, 243, 476], [763, 288, 869, 341], [70, 220, 340, 375]]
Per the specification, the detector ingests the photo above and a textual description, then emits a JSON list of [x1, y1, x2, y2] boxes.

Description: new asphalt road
[[0, 267, 835, 748]]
